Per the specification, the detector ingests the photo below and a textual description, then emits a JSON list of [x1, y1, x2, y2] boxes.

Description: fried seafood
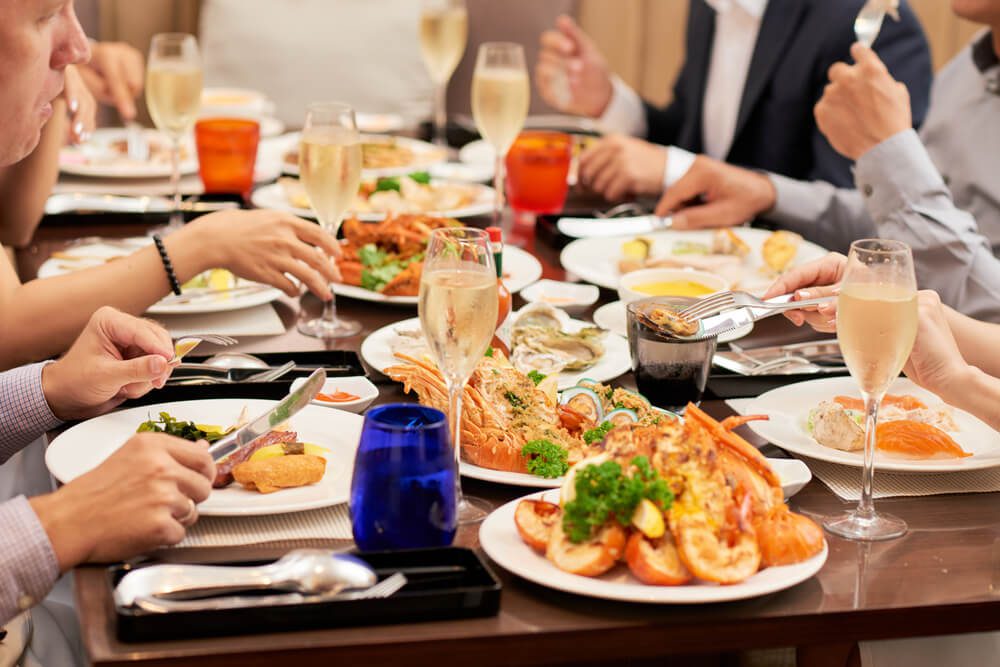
[[514, 407, 824, 585], [232, 454, 326, 494]]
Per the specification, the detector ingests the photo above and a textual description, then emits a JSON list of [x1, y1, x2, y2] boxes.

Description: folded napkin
[[175, 504, 353, 548], [154, 303, 285, 338], [725, 399, 1000, 501]]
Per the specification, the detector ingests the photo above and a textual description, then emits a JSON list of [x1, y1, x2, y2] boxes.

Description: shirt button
[[862, 184, 874, 197], [17, 593, 33, 610]]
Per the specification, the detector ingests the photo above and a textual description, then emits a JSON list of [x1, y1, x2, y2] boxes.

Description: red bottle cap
[[485, 226, 503, 242]]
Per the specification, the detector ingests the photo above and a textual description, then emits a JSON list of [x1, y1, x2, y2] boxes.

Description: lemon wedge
[[173, 338, 200, 360], [194, 424, 229, 438], [631, 498, 666, 539], [207, 269, 235, 291], [621, 237, 651, 261], [537, 375, 559, 408], [559, 452, 610, 506]]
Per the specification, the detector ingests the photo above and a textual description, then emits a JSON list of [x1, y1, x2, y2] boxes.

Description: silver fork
[[167, 360, 296, 385], [679, 292, 831, 321]]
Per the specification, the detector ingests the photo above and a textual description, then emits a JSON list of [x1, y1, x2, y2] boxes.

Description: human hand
[[577, 134, 666, 200], [177, 209, 342, 300], [762, 253, 846, 331], [41, 307, 173, 420], [60, 65, 97, 144], [30, 433, 215, 569], [814, 43, 912, 161], [901, 291, 971, 401], [535, 15, 613, 117], [653, 155, 776, 229], [77, 41, 145, 121]]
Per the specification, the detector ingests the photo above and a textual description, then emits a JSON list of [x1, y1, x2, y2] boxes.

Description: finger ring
[[178, 498, 197, 525]]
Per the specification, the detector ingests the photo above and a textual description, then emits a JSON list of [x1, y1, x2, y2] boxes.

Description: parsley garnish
[[504, 391, 525, 409], [563, 456, 673, 543], [485, 346, 494, 358], [137, 412, 226, 442], [582, 420, 614, 445], [521, 440, 569, 478], [527, 370, 546, 386], [408, 171, 431, 184]]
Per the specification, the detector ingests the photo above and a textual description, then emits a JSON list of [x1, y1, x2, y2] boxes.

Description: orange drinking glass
[[504, 131, 572, 214], [194, 117, 259, 196]]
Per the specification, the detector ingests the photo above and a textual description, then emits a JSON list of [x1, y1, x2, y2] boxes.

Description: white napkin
[[174, 504, 353, 548], [725, 399, 1000, 500], [154, 303, 285, 338]]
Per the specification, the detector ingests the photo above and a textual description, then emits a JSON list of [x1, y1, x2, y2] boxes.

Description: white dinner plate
[[743, 376, 1000, 473], [560, 228, 828, 294], [45, 399, 363, 517], [250, 180, 496, 221], [461, 457, 812, 497], [479, 489, 828, 604], [59, 128, 199, 179], [592, 300, 753, 344], [289, 376, 378, 414], [363, 315, 631, 390], [332, 246, 542, 306], [35, 238, 283, 316], [278, 132, 448, 179]]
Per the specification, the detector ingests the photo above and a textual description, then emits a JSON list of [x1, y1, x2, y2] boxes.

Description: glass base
[[457, 495, 491, 524], [297, 316, 362, 339], [824, 509, 907, 542]]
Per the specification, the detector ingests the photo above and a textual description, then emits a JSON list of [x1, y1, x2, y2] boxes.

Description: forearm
[[940, 366, 1000, 431], [943, 306, 1000, 377], [0, 496, 60, 624], [0, 99, 67, 248], [0, 363, 62, 461], [0, 227, 210, 367]]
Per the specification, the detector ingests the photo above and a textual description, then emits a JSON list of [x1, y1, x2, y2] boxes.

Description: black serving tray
[[121, 350, 366, 408], [705, 366, 850, 400], [111, 547, 502, 642], [40, 193, 248, 228]]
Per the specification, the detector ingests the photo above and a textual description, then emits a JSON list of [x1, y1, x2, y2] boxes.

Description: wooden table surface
[[20, 217, 1000, 666]]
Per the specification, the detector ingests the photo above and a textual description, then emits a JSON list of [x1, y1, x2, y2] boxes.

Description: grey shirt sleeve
[[765, 172, 876, 255], [854, 129, 1000, 322]]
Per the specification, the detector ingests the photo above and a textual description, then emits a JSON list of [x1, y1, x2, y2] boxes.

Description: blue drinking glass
[[350, 404, 457, 550]]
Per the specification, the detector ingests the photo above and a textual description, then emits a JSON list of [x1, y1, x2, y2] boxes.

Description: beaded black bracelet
[[152, 234, 182, 295]]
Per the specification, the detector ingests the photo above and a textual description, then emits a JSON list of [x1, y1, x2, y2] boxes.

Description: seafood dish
[[285, 137, 441, 171], [279, 173, 480, 217], [807, 394, 968, 458], [336, 214, 461, 297], [387, 304, 607, 377], [619, 229, 802, 285], [136, 412, 330, 493], [513, 405, 825, 584], [386, 349, 666, 477]]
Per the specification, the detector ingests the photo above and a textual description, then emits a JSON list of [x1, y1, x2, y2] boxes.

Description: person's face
[[951, 0, 1000, 25], [0, 0, 90, 166]]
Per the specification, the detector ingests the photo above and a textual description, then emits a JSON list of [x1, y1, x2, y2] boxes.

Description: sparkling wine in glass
[[419, 228, 499, 523], [419, 0, 468, 146], [471, 42, 530, 231], [825, 239, 918, 541], [146, 33, 203, 230], [297, 102, 363, 339]]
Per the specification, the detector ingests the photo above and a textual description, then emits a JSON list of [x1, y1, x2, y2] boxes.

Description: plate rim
[[59, 128, 199, 179], [44, 398, 363, 516], [279, 132, 448, 178], [479, 489, 828, 604], [743, 376, 1000, 473]]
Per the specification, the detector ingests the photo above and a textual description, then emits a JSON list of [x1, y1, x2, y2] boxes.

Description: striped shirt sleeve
[[0, 363, 62, 464], [0, 495, 60, 625]]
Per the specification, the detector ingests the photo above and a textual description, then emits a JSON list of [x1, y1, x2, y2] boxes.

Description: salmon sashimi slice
[[876, 420, 970, 459], [834, 394, 928, 412]]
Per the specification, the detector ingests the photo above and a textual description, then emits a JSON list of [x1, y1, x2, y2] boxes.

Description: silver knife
[[557, 215, 672, 239], [206, 368, 327, 462]]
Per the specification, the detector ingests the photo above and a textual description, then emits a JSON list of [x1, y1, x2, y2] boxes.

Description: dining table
[[17, 206, 1000, 667]]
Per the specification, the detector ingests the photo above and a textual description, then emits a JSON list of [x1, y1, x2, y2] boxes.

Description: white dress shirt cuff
[[0, 495, 60, 625], [597, 75, 648, 137], [663, 146, 697, 188], [854, 129, 945, 222]]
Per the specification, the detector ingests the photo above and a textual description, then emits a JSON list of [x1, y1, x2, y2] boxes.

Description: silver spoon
[[114, 550, 377, 607]]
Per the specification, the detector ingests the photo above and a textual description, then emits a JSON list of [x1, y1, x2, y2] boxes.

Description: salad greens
[[137, 412, 227, 442]]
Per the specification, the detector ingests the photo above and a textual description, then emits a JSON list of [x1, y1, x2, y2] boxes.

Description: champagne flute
[[825, 239, 918, 541], [297, 102, 363, 339], [146, 33, 203, 230], [471, 42, 530, 230], [419, 228, 499, 523], [419, 0, 468, 145]]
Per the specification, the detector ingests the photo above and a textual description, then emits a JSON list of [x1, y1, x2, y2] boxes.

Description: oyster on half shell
[[511, 324, 605, 375]]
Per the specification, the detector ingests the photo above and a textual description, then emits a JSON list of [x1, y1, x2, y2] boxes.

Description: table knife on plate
[[206, 368, 326, 462], [557, 215, 672, 239]]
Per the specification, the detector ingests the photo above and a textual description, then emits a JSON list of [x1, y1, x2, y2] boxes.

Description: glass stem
[[322, 286, 337, 323], [857, 393, 882, 519], [492, 154, 505, 229], [170, 137, 182, 227], [447, 380, 466, 508], [434, 83, 448, 146]]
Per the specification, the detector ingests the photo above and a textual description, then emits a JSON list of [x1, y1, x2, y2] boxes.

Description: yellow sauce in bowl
[[631, 280, 715, 297]]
